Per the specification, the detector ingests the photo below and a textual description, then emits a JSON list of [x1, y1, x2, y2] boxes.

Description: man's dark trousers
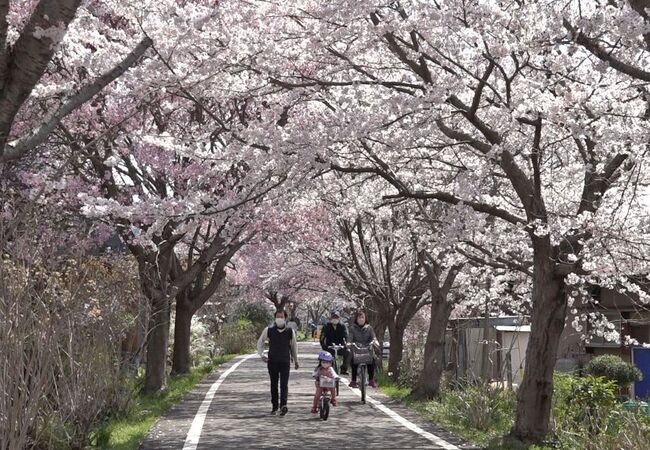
[[268, 360, 290, 410]]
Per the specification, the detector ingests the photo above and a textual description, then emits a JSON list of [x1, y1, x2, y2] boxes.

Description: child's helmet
[[318, 351, 334, 362]]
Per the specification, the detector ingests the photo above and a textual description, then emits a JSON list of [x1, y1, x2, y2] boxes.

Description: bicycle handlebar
[[349, 343, 374, 349]]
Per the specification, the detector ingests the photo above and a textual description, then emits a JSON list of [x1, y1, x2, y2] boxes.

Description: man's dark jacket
[[320, 323, 348, 350]]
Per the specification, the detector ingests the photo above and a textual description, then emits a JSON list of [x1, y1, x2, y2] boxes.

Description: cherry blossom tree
[[329, 212, 429, 379], [231, 0, 650, 443], [565, 0, 650, 84], [7, 0, 306, 391], [231, 202, 344, 322], [64, 98, 287, 389], [0, 0, 151, 165], [3, 0, 649, 444]]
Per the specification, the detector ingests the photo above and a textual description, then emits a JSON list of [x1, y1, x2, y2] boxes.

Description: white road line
[[182, 354, 257, 450], [340, 376, 460, 450]]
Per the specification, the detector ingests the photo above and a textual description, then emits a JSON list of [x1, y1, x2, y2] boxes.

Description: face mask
[[331, 319, 339, 325], [275, 318, 286, 328], [321, 362, 331, 368]]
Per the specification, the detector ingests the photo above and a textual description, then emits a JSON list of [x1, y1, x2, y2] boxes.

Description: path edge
[[138, 353, 256, 450]]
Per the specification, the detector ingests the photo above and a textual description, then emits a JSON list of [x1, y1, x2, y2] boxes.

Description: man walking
[[257, 310, 300, 416], [320, 310, 349, 375]]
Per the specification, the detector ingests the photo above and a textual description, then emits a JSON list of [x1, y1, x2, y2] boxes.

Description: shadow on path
[[141, 342, 479, 450]]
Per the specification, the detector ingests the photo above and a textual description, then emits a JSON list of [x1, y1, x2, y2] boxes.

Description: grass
[[377, 371, 650, 450], [296, 330, 311, 342], [93, 354, 237, 450], [375, 371, 536, 450], [376, 369, 411, 400]]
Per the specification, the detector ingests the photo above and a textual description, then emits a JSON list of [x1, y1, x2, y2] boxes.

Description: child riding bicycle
[[311, 351, 338, 413]]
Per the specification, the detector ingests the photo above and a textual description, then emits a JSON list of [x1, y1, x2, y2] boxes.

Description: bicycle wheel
[[320, 397, 330, 420], [360, 364, 367, 404]]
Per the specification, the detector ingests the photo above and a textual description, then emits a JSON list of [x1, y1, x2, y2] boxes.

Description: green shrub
[[215, 319, 257, 354], [554, 374, 617, 432], [190, 319, 216, 367], [551, 382, 650, 449], [235, 303, 272, 330], [550, 373, 633, 448], [574, 408, 650, 450], [397, 344, 424, 387], [410, 381, 516, 448], [295, 330, 309, 341], [586, 355, 642, 387], [438, 381, 516, 432]]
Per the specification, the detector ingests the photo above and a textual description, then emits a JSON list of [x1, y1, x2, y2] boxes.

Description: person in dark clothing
[[320, 311, 350, 375], [257, 310, 300, 416], [308, 319, 317, 338]]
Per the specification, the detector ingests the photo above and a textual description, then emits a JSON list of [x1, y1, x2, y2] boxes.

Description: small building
[[446, 316, 531, 387], [446, 281, 650, 396], [558, 284, 650, 399]]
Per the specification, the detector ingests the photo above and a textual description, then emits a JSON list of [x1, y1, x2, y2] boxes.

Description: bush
[[580, 409, 650, 450], [438, 381, 516, 432], [397, 343, 424, 387], [189, 319, 216, 366], [586, 355, 642, 387], [215, 319, 257, 354], [235, 303, 273, 330], [552, 373, 650, 449], [169, 317, 217, 367], [553, 374, 617, 434], [412, 380, 515, 448], [0, 256, 139, 449]]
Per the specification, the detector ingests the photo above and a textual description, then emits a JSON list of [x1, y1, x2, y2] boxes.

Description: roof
[[495, 325, 531, 333], [451, 316, 529, 329]]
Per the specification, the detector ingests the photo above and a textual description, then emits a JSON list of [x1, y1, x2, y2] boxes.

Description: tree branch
[[470, 61, 495, 116], [0, 0, 83, 152], [2, 36, 152, 162], [564, 18, 650, 82], [331, 161, 527, 225], [269, 76, 424, 95], [578, 153, 629, 214], [192, 239, 247, 310]]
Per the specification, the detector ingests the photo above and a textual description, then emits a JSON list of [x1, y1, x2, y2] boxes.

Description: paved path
[[141, 342, 478, 450]]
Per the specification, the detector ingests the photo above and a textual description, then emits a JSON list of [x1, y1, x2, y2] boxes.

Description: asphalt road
[[140, 341, 477, 450]]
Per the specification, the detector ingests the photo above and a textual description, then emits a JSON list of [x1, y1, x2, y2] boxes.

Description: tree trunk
[[374, 318, 388, 372], [143, 291, 170, 393], [510, 252, 567, 444], [375, 321, 387, 348], [412, 296, 453, 399], [387, 322, 405, 380], [171, 296, 193, 375]]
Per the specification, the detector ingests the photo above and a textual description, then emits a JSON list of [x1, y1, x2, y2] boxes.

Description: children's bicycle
[[317, 376, 337, 420], [328, 344, 346, 395]]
